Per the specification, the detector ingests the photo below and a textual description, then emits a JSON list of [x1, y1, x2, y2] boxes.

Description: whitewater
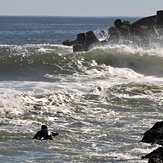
[[0, 16, 163, 163]]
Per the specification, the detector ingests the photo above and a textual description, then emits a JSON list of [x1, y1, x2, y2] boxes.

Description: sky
[[0, 0, 163, 17]]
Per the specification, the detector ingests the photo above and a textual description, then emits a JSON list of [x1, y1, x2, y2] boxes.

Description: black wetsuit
[[33, 129, 53, 140]]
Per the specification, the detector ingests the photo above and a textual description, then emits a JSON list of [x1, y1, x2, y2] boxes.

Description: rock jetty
[[63, 10, 163, 52]]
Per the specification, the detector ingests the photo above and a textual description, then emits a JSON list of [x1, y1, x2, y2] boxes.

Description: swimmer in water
[[33, 125, 59, 140]]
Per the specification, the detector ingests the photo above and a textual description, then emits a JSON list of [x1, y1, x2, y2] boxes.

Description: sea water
[[0, 16, 163, 163]]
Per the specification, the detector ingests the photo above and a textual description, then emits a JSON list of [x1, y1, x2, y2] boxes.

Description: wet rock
[[140, 121, 163, 145], [141, 121, 163, 163], [76, 33, 86, 49], [148, 157, 163, 163], [63, 30, 100, 52], [113, 19, 131, 40], [62, 10, 163, 52], [157, 10, 163, 26], [73, 44, 84, 52], [108, 27, 120, 44], [84, 30, 100, 51], [62, 39, 77, 46], [145, 147, 163, 163], [142, 147, 163, 159]]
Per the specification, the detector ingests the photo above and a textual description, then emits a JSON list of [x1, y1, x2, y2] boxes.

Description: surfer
[[33, 125, 59, 140]]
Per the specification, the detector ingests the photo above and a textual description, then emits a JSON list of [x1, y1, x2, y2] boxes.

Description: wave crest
[[0, 44, 163, 81]]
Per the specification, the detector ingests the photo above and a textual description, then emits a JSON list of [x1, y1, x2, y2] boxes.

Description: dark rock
[[148, 157, 163, 163], [73, 44, 84, 52], [76, 33, 86, 49], [141, 128, 163, 144], [84, 30, 100, 51], [157, 10, 163, 26], [62, 10, 163, 52], [63, 31, 100, 51], [141, 121, 163, 163], [114, 19, 131, 30], [62, 39, 77, 46], [142, 147, 163, 159], [114, 19, 122, 28], [140, 121, 163, 145], [113, 19, 131, 40], [108, 27, 120, 43], [131, 15, 156, 34], [99, 30, 108, 39], [150, 121, 163, 130], [142, 147, 163, 163]]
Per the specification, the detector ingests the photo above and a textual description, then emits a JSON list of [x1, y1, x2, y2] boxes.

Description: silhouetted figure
[[33, 125, 59, 140]]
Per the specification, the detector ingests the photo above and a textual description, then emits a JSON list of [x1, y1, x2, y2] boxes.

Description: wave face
[[0, 44, 163, 81]]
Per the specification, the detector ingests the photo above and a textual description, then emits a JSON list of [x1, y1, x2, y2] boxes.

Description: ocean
[[0, 16, 163, 163]]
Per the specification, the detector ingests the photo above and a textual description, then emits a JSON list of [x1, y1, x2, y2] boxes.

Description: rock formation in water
[[62, 10, 163, 52], [141, 121, 163, 163]]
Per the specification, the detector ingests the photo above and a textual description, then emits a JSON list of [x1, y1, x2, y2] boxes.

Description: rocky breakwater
[[62, 10, 163, 52]]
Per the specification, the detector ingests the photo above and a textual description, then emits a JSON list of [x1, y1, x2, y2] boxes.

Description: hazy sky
[[0, 0, 163, 17]]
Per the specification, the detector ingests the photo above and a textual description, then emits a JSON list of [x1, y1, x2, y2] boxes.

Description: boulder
[[62, 39, 77, 46], [157, 10, 163, 26], [76, 33, 86, 49], [141, 121, 163, 163], [142, 147, 163, 163], [73, 44, 84, 52], [84, 30, 100, 51], [140, 121, 163, 145], [63, 31, 100, 52]]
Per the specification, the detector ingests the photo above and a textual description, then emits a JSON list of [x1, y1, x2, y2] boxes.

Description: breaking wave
[[0, 44, 163, 81]]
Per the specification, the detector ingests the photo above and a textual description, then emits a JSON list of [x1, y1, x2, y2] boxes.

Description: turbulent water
[[0, 16, 163, 163]]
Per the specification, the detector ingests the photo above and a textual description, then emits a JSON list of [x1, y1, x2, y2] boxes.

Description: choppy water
[[0, 16, 163, 163]]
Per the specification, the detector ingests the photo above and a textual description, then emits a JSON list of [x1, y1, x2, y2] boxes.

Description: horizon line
[[0, 14, 143, 18]]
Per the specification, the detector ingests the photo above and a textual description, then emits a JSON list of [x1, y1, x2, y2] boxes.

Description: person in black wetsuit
[[33, 125, 59, 140]]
